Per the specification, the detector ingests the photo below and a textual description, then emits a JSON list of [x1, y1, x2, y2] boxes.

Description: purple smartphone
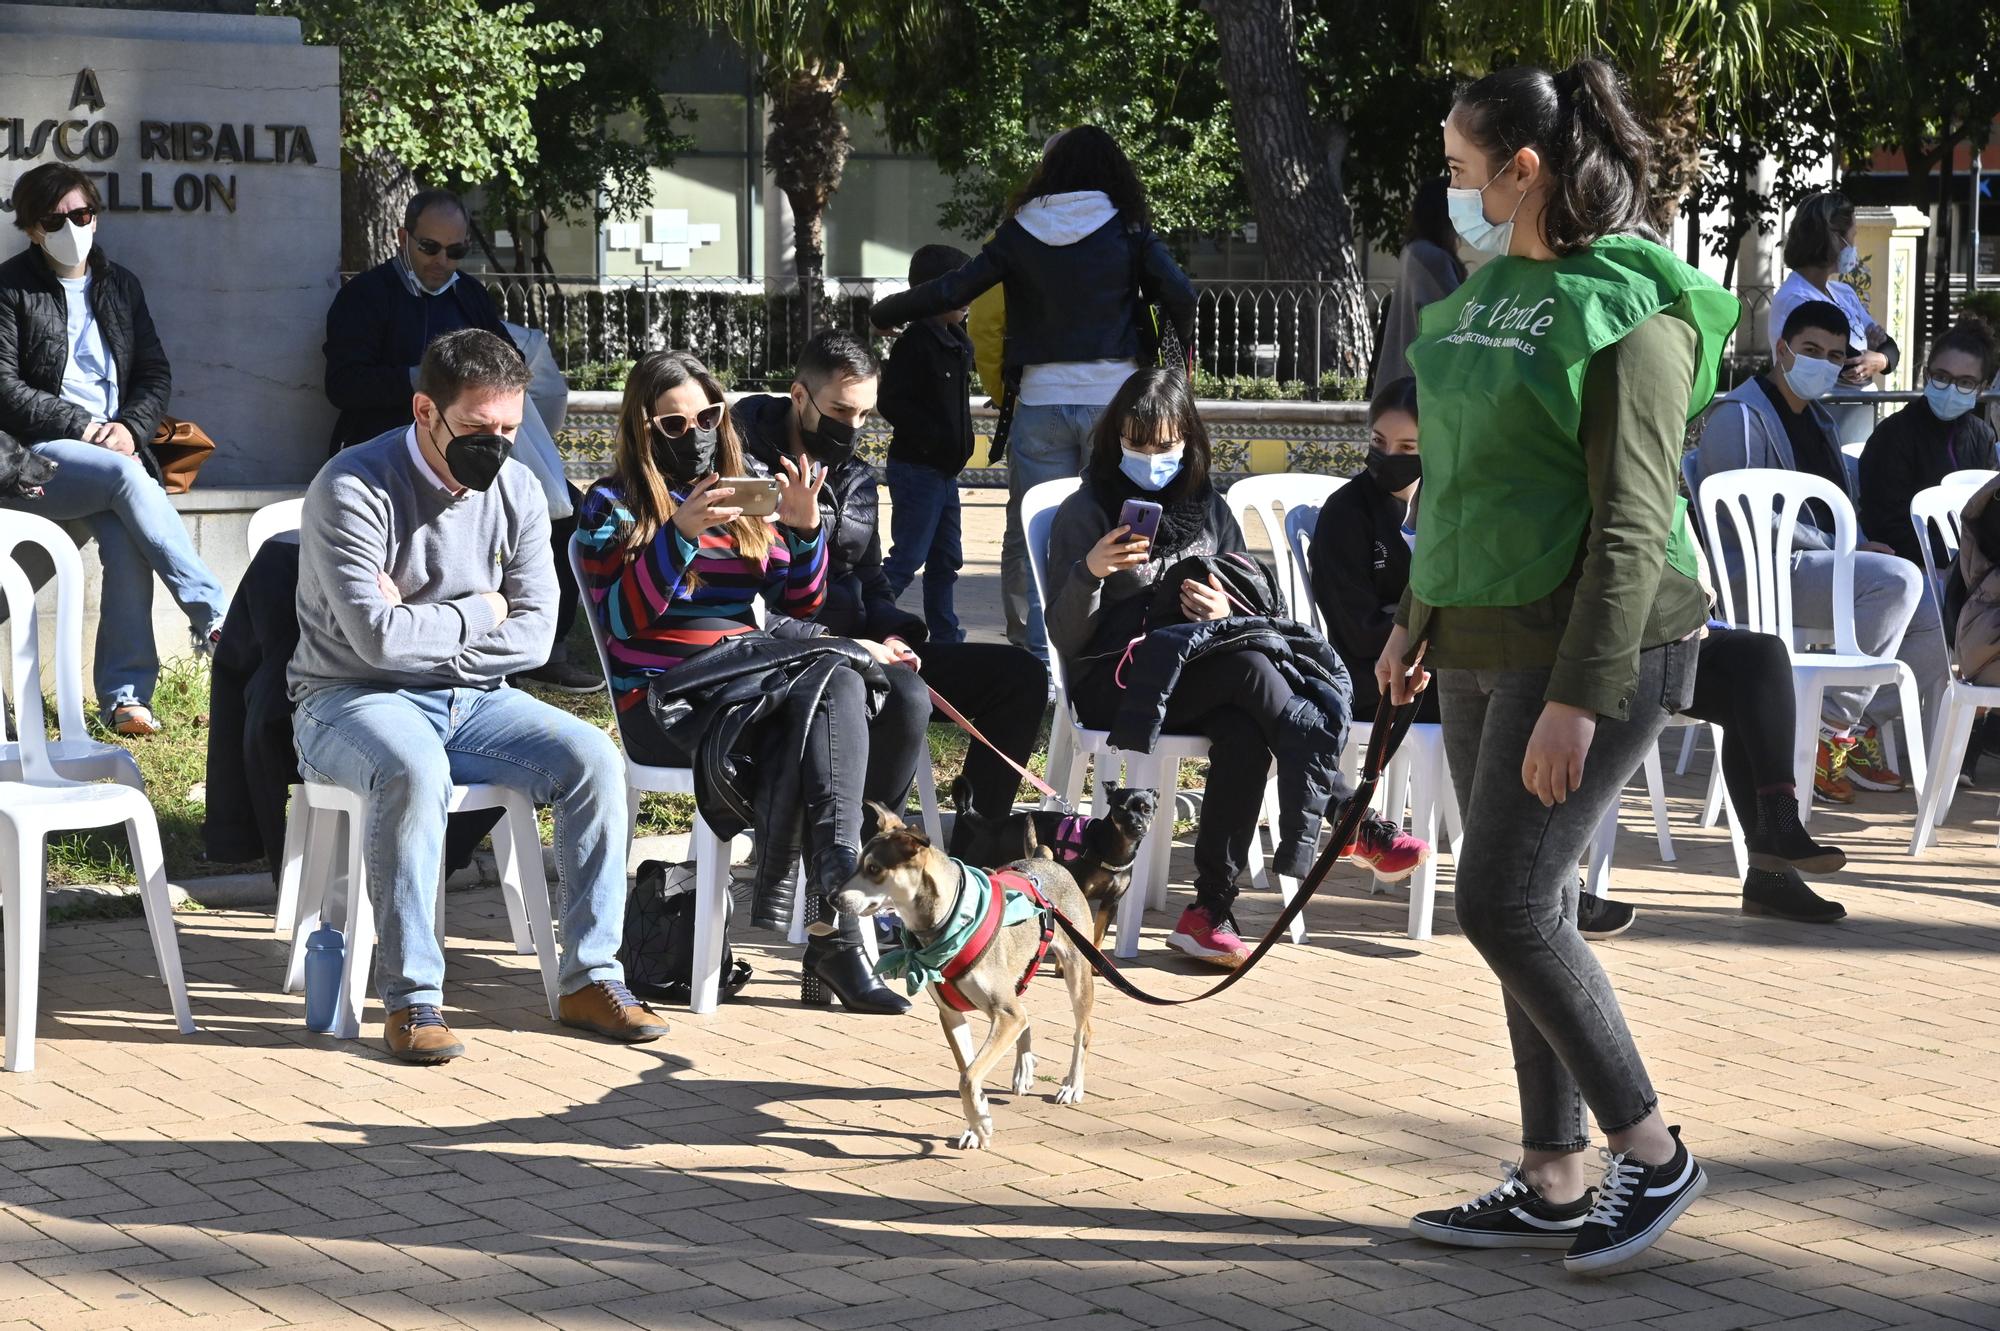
[[1117, 498, 1163, 544]]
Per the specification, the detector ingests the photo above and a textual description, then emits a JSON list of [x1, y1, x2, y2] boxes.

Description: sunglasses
[[411, 237, 472, 260], [650, 403, 725, 439], [38, 205, 97, 231]]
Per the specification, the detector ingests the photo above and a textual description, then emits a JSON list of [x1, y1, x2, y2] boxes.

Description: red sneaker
[[1342, 811, 1430, 881], [1167, 904, 1251, 969]]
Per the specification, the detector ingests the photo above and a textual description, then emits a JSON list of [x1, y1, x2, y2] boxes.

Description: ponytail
[[1453, 58, 1652, 255]]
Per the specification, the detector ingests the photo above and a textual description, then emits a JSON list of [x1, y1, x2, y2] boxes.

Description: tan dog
[[823, 803, 1096, 1150]]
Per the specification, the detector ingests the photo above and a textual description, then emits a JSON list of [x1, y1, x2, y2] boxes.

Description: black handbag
[[618, 859, 752, 1004], [1146, 551, 1286, 627]]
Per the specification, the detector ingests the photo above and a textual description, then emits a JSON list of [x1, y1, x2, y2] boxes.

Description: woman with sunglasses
[[574, 349, 917, 1015], [0, 162, 227, 736]]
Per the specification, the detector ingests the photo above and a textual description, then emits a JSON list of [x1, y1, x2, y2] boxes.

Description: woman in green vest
[[1381, 60, 1738, 1274]]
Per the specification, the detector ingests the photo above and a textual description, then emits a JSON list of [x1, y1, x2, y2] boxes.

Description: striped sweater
[[575, 481, 827, 713]]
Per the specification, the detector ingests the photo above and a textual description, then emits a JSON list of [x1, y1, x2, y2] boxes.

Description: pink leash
[[926, 685, 1070, 811]]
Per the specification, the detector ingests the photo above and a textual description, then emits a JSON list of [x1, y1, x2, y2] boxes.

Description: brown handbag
[[147, 416, 216, 494]]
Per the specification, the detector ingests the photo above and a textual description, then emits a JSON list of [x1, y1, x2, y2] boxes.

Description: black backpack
[[618, 860, 752, 1004]]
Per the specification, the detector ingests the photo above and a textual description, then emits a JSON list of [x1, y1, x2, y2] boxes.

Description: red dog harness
[[935, 869, 1057, 1013]]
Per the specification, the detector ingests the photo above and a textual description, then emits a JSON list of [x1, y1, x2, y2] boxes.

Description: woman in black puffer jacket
[[0, 163, 226, 737], [1042, 369, 1428, 969]]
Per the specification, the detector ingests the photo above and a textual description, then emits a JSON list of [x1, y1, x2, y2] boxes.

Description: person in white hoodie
[[870, 127, 1196, 663]]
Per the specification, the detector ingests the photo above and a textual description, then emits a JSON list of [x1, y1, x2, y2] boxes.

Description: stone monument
[[0, 2, 340, 485]]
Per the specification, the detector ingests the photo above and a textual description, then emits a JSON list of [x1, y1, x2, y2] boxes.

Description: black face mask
[[1365, 448, 1422, 492], [431, 418, 513, 492], [653, 421, 718, 484], [799, 391, 859, 463]]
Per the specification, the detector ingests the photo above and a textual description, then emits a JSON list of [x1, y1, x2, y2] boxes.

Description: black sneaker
[[1409, 1165, 1595, 1249], [1741, 868, 1846, 923], [1564, 1126, 1707, 1274], [1576, 893, 1635, 939], [516, 655, 603, 695]]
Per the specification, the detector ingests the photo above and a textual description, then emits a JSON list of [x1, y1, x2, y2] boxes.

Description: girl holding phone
[[1043, 369, 1428, 968], [574, 349, 915, 1015]]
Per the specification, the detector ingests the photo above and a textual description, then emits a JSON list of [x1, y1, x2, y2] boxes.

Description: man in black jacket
[[322, 189, 594, 690], [735, 331, 1051, 818]]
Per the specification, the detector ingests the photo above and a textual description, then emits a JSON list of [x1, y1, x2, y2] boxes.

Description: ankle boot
[[1741, 867, 1846, 923], [748, 854, 795, 932], [1746, 791, 1846, 876], [801, 896, 912, 1014]]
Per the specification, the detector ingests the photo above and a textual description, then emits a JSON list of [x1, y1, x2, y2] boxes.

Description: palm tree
[[1434, 0, 1898, 230], [697, 1, 948, 334]]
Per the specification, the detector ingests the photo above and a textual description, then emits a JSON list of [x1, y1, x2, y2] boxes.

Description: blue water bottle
[[303, 924, 345, 1033]]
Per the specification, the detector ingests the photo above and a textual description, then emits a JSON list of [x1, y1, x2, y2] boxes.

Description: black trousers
[[1680, 627, 1797, 822], [915, 641, 1050, 816], [546, 482, 584, 664], [1074, 651, 1295, 913]]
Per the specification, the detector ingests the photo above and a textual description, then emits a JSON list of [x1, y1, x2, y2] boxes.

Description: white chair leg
[[1700, 725, 1728, 827], [489, 811, 536, 957], [626, 785, 642, 866], [1674, 725, 1698, 776], [687, 815, 727, 1015], [1044, 713, 1077, 812], [1111, 843, 1148, 960], [284, 805, 339, 994], [1894, 667, 1928, 801], [1643, 743, 1675, 863], [1583, 795, 1617, 898], [333, 809, 373, 1041], [126, 813, 196, 1035], [786, 859, 810, 947], [1145, 759, 1172, 912], [1720, 782, 1748, 880], [915, 761, 945, 845], [274, 785, 306, 935], [1794, 681, 1825, 827], [1910, 697, 1974, 853], [497, 799, 560, 1021], [1405, 737, 1441, 941], [1370, 749, 1413, 894], [2, 825, 44, 1072]]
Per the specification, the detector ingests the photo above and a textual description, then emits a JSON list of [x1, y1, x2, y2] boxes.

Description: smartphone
[[719, 476, 781, 517], [1117, 498, 1163, 544]]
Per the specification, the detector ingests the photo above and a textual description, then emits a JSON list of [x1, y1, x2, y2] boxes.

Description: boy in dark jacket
[[879, 244, 975, 643]]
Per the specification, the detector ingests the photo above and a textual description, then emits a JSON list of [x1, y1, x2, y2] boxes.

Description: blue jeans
[[1, 438, 226, 715], [293, 683, 629, 1012], [881, 459, 964, 643], [1004, 403, 1101, 660]]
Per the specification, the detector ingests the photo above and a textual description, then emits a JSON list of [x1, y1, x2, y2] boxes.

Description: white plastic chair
[[1906, 483, 2000, 850], [1698, 470, 1927, 823], [0, 513, 144, 790], [246, 498, 306, 557], [1225, 473, 1346, 619], [1025, 479, 1300, 957], [0, 540, 195, 1071], [278, 781, 560, 1038]]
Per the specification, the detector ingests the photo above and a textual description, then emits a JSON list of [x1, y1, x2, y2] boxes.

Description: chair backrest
[[1282, 497, 1339, 632], [1225, 472, 1346, 618], [1942, 468, 1999, 494], [566, 536, 621, 702], [1023, 476, 1084, 695], [0, 509, 88, 753], [1697, 468, 1861, 654], [0, 542, 58, 783], [1909, 484, 1969, 611], [246, 498, 306, 558]]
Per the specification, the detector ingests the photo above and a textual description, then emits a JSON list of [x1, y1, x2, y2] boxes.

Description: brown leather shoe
[[559, 980, 669, 1043], [384, 1004, 465, 1063]]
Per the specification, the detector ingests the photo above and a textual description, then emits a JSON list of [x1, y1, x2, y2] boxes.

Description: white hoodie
[[1010, 190, 1139, 407]]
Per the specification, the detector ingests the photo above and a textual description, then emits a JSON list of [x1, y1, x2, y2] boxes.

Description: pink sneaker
[[1167, 904, 1251, 969], [1342, 812, 1430, 881]]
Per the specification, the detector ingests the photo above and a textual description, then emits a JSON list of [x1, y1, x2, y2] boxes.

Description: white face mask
[[1836, 243, 1859, 275], [1780, 342, 1843, 401], [39, 219, 93, 269], [1446, 164, 1525, 258]]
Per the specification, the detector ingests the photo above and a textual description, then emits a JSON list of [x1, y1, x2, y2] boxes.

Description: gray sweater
[[1691, 376, 1850, 554], [289, 428, 556, 700]]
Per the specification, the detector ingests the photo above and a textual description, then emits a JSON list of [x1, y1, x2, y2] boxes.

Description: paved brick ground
[[5, 488, 2000, 1329]]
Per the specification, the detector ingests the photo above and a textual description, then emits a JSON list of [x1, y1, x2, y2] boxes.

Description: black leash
[[1048, 694, 1419, 1006]]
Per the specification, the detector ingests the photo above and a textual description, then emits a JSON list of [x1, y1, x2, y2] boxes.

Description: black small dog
[[947, 777, 1159, 944], [0, 428, 56, 500]]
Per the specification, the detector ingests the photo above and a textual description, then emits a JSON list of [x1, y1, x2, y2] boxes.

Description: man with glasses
[[323, 188, 598, 691]]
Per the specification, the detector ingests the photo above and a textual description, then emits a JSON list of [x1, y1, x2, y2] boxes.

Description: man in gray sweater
[[291, 329, 665, 1063]]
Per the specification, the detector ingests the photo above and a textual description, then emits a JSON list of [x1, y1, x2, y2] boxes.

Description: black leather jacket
[[868, 211, 1195, 373], [0, 245, 171, 446], [733, 392, 928, 643]]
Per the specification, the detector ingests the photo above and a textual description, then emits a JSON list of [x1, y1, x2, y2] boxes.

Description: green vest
[[1405, 234, 1738, 608]]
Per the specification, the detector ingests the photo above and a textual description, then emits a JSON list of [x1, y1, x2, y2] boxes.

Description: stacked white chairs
[[1697, 469, 1927, 824], [1908, 483, 2000, 851], [0, 511, 195, 1071], [1024, 478, 1300, 957], [1224, 472, 1346, 619]]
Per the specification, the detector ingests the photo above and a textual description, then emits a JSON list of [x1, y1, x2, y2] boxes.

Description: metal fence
[[472, 271, 1781, 395]]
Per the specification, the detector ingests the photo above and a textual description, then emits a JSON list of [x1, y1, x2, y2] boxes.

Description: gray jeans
[[1438, 639, 1696, 1152]]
